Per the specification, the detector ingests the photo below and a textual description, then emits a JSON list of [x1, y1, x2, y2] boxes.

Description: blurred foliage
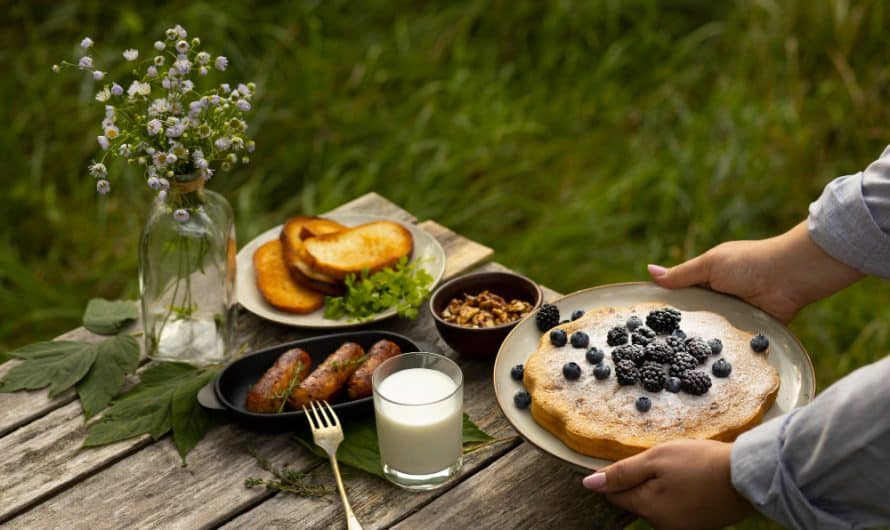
[[2, 1, 890, 526]]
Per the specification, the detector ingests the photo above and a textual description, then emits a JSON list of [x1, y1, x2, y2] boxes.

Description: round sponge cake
[[523, 302, 780, 460]]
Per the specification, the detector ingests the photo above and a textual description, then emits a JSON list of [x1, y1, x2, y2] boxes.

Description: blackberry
[[563, 362, 582, 380], [570, 331, 590, 349], [665, 335, 687, 353], [514, 390, 531, 409], [635, 396, 652, 412], [631, 332, 654, 347], [612, 344, 645, 366], [615, 359, 639, 385], [712, 358, 732, 378], [510, 364, 524, 381], [571, 309, 585, 321], [664, 376, 682, 393], [585, 347, 605, 365], [669, 352, 698, 377], [672, 328, 687, 339], [550, 329, 567, 347], [639, 361, 666, 392], [606, 326, 629, 346], [680, 370, 712, 395], [685, 337, 711, 364], [638, 326, 656, 339], [593, 363, 611, 380], [644, 340, 675, 364], [646, 307, 681, 334], [535, 304, 560, 332], [708, 338, 723, 355], [751, 333, 769, 353], [626, 315, 643, 331]]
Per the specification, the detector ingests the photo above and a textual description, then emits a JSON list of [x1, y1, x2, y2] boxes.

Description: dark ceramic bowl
[[430, 271, 543, 359]]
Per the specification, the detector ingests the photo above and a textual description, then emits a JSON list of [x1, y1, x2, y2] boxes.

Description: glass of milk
[[372, 352, 464, 490]]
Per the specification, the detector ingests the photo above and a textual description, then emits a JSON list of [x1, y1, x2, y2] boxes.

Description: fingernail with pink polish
[[647, 264, 667, 278], [582, 472, 606, 490]]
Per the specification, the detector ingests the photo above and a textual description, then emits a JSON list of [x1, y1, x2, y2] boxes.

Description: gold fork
[[303, 400, 363, 530]]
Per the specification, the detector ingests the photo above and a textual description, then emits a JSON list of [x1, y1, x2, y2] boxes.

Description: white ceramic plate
[[493, 282, 815, 471], [236, 213, 446, 328]]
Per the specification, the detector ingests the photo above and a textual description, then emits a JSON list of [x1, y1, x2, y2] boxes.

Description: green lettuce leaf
[[82, 298, 139, 335]]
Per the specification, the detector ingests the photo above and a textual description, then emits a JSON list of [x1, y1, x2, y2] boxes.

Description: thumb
[[582, 452, 656, 493], [648, 254, 712, 289]]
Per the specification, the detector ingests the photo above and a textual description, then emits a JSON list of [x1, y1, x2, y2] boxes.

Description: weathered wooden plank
[[326, 192, 417, 223], [417, 220, 493, 281], [392, 443, 635, 530]]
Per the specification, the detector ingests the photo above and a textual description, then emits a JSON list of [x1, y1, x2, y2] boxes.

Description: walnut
[[439, 289, 536, 329]]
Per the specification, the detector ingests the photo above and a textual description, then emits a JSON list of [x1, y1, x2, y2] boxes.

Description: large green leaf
[[82, 298, 139, 335], [76, 336, 140, 418], [294, 413, 494, 480]]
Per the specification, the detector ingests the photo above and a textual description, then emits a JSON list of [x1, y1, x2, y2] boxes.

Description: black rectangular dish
[[204, 330, 424, 431]]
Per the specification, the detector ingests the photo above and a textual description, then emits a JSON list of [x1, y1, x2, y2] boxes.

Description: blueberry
[[510, 364, 524, 381], [593, 363, 611, 380], [585, 347, 605, 364], [570, 331, 590, 348], [563, 362, 582, 380], [514, 390, 531, 409], [626, 315, 642, 331], [571, 309, 585, 321], [672, 328, 687, 339], [550, 329, 568, 347], [750, 333, 769, 353], [708, 338, 723, 355], [664, 376, 682, 393], [635, 396, 652, 412], [712, 358, 732, 378]]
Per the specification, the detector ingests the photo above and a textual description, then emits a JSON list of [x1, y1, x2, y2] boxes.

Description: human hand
[[582, 440, 752, 529], [647, 221, 864, 323]]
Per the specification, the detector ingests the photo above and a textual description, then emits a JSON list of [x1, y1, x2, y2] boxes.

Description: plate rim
[[236, 213, 447, 329], [492, 281, 816, 472]]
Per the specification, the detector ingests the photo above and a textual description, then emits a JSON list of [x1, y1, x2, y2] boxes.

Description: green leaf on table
[[83, 298, 139, 335], [0, 335, 139, 418], [84, 362, 221, 460], [294, 413, 494, 480]]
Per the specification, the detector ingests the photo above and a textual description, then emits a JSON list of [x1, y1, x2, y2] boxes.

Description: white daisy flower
[[118, 143, 131, 157], [220, 83, 230, 94], [147, 66, 158, 78], [92, 70, 105, 81], [88, 161, 107, 177], [104, 125, 120, 139], [159, 177, 170, 189], [236, 99, 250, 112], [175, 40, 189, 53], [215, 56, 228, 71], [181, 80, 194, 93], [81, 37, 94, 49], [146, 119, 163, 136], [95, 88, 110, 102], [173, 209, 190, 222], [174, 24, 187, 39], [214, 137, 231, 150], [153, 151, 169, 167], [154, 55, 165, 66], [195, 51, 210, 65], [147, 176, 161, 189], [96, 179, 111, 194], [79, 56, 93, 69], [154, 40, 166, 51], [123, 49, 139, 61]]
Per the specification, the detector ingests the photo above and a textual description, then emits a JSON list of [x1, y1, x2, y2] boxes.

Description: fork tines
[[303, 400, 340, 429]]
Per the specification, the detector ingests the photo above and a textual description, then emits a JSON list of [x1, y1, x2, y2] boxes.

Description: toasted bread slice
[[254, 240, 324, 314], [299, 217, 348, 240], [301, 221, 414, 280], [289, 253, 346, 295], [279, 216, 346, 295]]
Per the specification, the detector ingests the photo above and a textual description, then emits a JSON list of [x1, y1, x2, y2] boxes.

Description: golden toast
[[253, 240, 325, 314], [300, 221, 413, 280], [279, 216, 346, 295]]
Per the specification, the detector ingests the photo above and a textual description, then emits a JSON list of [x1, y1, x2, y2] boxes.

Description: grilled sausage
[[346, 339, 402, 399], [287, 342, 365, 408], [245, 348, 312, 413]]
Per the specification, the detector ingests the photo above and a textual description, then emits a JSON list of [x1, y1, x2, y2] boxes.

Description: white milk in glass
[[375, 368, 463, 475]]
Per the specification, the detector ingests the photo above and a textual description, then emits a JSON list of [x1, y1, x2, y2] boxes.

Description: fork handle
[[329, 453, 363, 530]]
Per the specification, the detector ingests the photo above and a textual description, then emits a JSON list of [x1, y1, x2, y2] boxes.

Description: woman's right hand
[[648, 221, 864, 323]]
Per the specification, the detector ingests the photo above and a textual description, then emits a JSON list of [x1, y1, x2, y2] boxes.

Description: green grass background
[[3, 1, 890, 527]]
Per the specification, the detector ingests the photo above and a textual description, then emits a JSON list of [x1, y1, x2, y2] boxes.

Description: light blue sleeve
[[808, 145, 890, 279], [731, 355, 890, 530]]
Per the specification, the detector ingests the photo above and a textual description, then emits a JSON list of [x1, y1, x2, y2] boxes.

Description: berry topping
[[606, 326, 629, 346], [612, 344, 645, 366], [631, 332, 654, 347], [626, 315, 643, 331], [685, 337, 711, 364], [585, 347, 605, 365], [550, 328, 568, 347], [535, 304, 560, 332], [646, 307, 682, 334], [708, 338, 723, 355], [510, 364, 524, 381], [636, 396, 652, 412], [669, 352, 698, 377], [712, 358, 732, 378], [571, 309, 585, 321], [593, 363, 611, 380], [514, 390, 531, 409], [751, 333, 769, 353], [570, 331, 590, 349], [563, 361, 582, 380], [664, 376, 682, 393], [615, 359, 639, 385], [644, 340, 675, 364], [665, 335, 687, 353], [639, 361, 666, 392], [680, 370, 712, 395], [672, 328, 687, 339]]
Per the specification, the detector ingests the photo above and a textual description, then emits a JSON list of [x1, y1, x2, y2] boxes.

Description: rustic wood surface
[[0, 193, 632, 529]]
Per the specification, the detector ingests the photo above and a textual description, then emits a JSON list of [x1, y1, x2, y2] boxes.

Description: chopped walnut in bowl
[[440, 290, 534, 328]]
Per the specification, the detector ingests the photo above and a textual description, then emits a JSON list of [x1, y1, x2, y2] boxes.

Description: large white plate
[[493, 282, 815, 471], [236, 213, 446, 328]]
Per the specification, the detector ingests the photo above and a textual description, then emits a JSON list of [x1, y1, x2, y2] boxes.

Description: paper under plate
[[492, 282, 815, 471], [236, 213, 446, 328]]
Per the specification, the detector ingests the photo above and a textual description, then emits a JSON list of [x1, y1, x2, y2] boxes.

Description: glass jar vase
[[139, 176, 236, 365]]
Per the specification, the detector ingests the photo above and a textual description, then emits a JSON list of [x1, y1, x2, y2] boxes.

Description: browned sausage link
[[346, 339, 402, 399], [245, 348, 312, 413], [288, 342, 365, 408]]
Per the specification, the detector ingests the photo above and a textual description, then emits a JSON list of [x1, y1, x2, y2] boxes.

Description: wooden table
[[0, 193, 634, 529]]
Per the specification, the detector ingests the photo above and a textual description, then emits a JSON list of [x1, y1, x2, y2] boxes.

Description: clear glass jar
[[139, 177, 236, 365]]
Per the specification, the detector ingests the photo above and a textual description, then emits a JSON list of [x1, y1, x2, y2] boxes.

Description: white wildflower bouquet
[[55, 24, 255, 204]]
